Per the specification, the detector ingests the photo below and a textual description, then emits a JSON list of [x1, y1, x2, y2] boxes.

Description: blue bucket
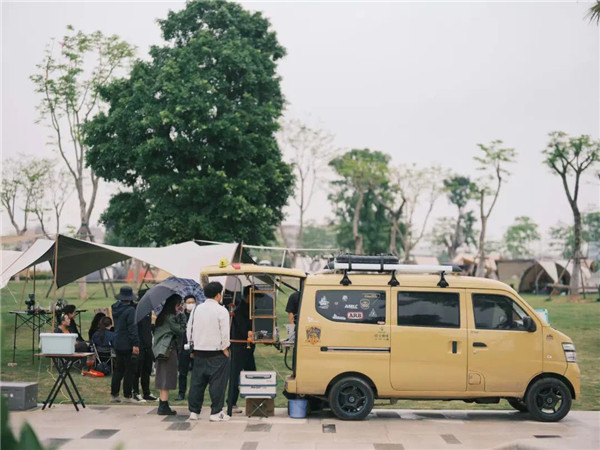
[[288, 399, 308, 418]]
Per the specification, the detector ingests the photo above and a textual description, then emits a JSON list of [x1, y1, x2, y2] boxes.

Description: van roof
[[306, 272, 516, 292]]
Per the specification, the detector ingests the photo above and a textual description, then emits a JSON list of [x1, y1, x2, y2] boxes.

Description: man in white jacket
[[187, 281, 231, 422]]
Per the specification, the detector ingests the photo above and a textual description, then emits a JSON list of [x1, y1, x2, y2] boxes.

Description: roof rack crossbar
[[333, 262, 453, 273]]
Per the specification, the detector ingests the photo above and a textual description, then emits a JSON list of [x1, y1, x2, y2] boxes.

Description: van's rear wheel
[[525, 378, 572, 422], [507, 398, 528, 412], [328, 377, 374, 421]]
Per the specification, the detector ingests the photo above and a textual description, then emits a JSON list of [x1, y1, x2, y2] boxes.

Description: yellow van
[[201, 257, 580, 422]]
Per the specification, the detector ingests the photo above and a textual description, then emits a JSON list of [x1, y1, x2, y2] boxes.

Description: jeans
[[229, 344, 256, 407], [178, 349, 193, 396], [133, 347, 153, 397], [111, 350, 134, 398], [188, 352, 230, 415]]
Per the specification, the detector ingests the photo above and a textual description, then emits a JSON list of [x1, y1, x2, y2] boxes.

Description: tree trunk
[[476, 217, 487, 277], [570, 209, 582, 298], [389, 216, 398, 256], [353, 189, 365, 255]]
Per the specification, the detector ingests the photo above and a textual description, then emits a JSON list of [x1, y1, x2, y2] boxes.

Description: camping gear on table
[[39, 333, 77, 355], [135, 277, 205, 323]]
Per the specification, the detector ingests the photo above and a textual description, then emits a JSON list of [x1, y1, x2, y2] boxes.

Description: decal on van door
[[306, 326, 322, 345], [315, 290, 386, 324]]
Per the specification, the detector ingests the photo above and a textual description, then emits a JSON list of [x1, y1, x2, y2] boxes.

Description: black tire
[[328, 376, 374, 421], [525, 378, 572, 422], [507, 398, 528, 412]]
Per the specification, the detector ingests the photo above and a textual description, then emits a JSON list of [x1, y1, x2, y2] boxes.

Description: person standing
[[228, 286, 256, 413], [132, 308, 158, 403], [111, 286, 140, 403], [176, 296, 198, 401], [153, 295, 187, 415], [187, 281, 231, 422]]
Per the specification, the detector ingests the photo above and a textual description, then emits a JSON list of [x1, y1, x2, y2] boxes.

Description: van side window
[[472, 294, 530, 331], [315, 290, 385, 324], [397, 292, 460, 328]]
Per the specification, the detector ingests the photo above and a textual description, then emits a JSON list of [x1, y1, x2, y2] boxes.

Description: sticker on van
[[318, 296, 329, 309], [344, 304, 358, 310], [368, 308, 378, 318], [347, 312, 363, 320], [332, 313, 346, 320], [360, 299, 370, 309], [306, 326, 321, 344]]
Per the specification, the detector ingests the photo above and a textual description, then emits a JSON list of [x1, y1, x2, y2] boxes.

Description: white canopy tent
[[1, 235, 252, 288]]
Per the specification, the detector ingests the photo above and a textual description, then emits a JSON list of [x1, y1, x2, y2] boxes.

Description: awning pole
[[51, 234, 59, 332]]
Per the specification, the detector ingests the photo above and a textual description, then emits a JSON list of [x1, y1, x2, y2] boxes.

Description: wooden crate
[[245, 398, 275, 418]]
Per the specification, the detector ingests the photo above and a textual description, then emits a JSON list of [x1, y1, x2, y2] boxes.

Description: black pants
[[229, 344, 256, 407], [178, 349, 193, 396], [111, 350, 134, 398], [188, 352, 229, 415], [133, 347, 153, 397]]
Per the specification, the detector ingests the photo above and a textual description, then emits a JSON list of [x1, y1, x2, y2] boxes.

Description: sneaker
[[110, 395, 122, 403], [189, 412, 200, 421], [143, 394, 158, 401], [175, 393, 185, 401], [123, 397, 136, 404], [133, 394, 147, 403], [209, 412, 230, 422], [232, 406, 243, 414]]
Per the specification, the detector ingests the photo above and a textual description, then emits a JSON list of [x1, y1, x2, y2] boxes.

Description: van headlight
[[562, 343, 577, 362]]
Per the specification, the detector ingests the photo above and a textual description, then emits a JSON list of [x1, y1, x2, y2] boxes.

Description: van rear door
[[390, 288, 468, 392]]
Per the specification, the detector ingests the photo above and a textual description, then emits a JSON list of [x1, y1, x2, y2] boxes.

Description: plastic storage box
[[39, 333, 76, 354], [240, 371, 277, 398]]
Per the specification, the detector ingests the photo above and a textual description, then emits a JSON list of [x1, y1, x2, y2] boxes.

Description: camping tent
[[517, 259, 595, 294], [1, 235, 253, 288]]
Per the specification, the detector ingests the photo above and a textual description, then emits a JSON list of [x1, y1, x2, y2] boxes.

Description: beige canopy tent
[[1, 234, 253, 288]]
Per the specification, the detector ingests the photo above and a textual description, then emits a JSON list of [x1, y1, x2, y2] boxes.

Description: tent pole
[[19, 268, 30, 311], [98, 265, 109, 297], [51, 234, 59, 332], [105, 268, 116, 296], [579, 255, 586, 299]]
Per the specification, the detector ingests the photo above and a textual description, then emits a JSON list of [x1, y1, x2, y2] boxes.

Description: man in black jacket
[[111, 287, 139, 403], [132, 310, 157, 402], [228, 286, 257, 413]]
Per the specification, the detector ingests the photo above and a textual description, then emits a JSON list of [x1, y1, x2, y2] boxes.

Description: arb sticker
[[347, 312, 363, 320]]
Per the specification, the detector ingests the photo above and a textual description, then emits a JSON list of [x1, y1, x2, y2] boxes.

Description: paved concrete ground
[[8, 405, 599, 450]]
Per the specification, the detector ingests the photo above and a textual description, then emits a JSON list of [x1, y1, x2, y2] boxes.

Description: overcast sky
[[2, 1, 599, 248]]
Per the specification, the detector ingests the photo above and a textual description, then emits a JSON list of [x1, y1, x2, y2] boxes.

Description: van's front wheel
[[525, 378, 572, 422], [329, 377, 374, 421]]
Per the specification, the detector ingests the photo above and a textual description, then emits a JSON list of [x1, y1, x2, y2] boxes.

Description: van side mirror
[[522, 316, 536, 332]]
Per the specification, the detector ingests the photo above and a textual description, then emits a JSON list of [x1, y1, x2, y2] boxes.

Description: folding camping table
[[10, 310, 86, 364], [36, 352, 93, 411]]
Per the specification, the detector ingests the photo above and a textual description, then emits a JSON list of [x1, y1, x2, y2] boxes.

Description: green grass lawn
[[1, 280, 598, 410]]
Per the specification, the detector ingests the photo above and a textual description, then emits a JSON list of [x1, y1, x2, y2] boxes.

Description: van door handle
[[451, 341, 457, 354], [473, 342, 487, 348]]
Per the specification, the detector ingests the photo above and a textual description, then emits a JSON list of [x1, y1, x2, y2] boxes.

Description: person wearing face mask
[[176, 296, 197, 401]]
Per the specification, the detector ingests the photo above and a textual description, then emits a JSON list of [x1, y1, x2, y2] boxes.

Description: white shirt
[[187, 298, 230, 351]]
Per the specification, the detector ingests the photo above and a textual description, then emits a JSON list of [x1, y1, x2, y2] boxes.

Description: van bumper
[[285, 376, 297, 394], [564, 363, 581, 399]]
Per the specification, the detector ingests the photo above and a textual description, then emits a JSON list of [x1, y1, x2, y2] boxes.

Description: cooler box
[[39, 333, 77, 354], [240, 371, 277, 398], [1, 382, 38, 411]]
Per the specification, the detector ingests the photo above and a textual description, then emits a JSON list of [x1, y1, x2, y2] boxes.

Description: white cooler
[[39, 333, 77, 354], [239, 371, 277, 398]]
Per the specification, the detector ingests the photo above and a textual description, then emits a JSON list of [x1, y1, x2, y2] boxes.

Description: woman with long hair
[[92, 317, 115, 348], [88, 312, 106, 341], [152, 294, 186, 415]]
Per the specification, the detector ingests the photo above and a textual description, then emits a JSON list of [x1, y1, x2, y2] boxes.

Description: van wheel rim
[[535, 386, 563, 415], [337, 384, 367, 415]]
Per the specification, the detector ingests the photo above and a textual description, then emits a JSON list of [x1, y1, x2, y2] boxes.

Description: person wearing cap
[[110, 286, 140, 403]]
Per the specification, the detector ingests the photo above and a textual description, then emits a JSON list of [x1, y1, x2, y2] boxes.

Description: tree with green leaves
[[588, 1, 600, 23], [550, 212, 600, 260], [473, 140, 517, 277], [543, 132, 600, 296], [329, 149, 390, 254], [504, 216, 540, 258], [84, 0, 293, 246], [431, 212, 477, 262], [1, 157, 54, 241], [391, 164, 444, 261], [31, 26, 135, 242], [440, 175, 477, 260]]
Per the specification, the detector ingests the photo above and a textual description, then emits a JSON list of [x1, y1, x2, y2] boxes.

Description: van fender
[[523, 372, 576, 400], [326, 372, 379, 398]]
